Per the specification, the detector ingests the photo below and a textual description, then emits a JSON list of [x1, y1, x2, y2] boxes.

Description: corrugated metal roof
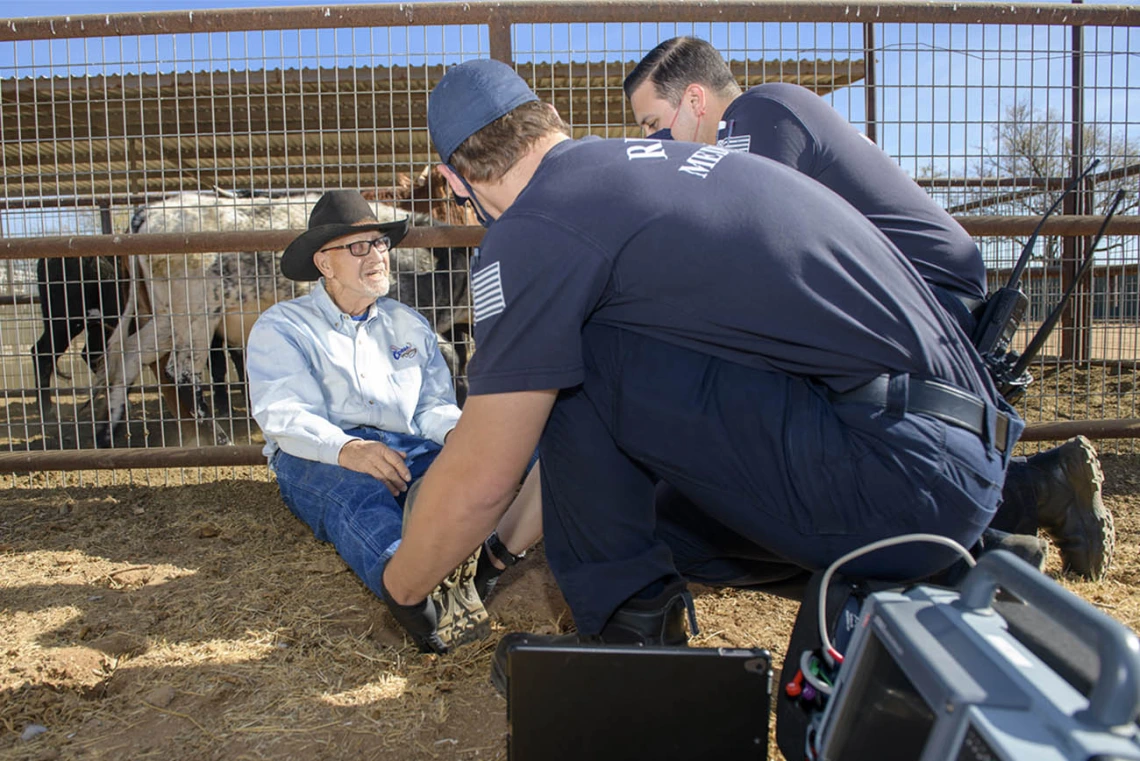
[[0, 59, 864, 205]]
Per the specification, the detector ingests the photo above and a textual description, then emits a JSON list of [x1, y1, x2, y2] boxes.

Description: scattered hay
[[2, 451, 1139, 760]]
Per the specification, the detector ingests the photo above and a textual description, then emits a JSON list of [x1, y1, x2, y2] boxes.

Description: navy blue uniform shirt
[[719, 83, 987, 301], [467, 138, 994, 399]]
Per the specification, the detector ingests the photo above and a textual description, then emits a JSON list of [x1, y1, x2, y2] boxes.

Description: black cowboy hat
[[281, 190, 410, 281]]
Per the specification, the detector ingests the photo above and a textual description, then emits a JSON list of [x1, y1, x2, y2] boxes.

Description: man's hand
[[381, 567, 448, 654], [338, 440, 412, 496]]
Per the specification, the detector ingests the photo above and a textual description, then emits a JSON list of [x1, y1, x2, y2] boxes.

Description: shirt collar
[[524, 137, 586, 193], [543, 136, 588, 164], [313, 278, 376, 328]]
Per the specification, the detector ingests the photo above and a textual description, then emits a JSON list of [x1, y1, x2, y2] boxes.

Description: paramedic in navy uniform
[[623, 36, 1113, 580], [378, 59, 1023, 666]]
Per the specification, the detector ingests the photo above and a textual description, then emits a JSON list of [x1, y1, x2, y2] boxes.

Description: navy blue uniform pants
[[930, 283, 1041, 536], [539, 324, 1021, 636]]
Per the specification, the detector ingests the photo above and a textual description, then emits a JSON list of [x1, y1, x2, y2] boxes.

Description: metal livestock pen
[[0, 0, 1136, 486]]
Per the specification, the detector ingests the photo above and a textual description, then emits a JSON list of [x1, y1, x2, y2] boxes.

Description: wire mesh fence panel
[[882, 17, 1140, 455], [0, 2, 1136, 486]]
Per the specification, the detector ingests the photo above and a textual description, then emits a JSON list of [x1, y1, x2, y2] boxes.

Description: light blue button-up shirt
[[248, 279, 462, 463]]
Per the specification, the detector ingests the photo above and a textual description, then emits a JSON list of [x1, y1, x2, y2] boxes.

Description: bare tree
[[979, 102, 1139, 262]]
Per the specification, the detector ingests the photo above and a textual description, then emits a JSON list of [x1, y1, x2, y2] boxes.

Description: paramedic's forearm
[[382, 390, 555, 604]]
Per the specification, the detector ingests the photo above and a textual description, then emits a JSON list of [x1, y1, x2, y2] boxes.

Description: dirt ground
[[2, 448, 1140, 761]]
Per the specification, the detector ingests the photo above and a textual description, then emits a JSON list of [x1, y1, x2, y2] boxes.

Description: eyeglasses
[[320, 236, 391, 257]]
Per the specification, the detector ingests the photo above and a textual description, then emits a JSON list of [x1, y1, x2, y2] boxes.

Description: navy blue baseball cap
[[428, 59, 539, 164]]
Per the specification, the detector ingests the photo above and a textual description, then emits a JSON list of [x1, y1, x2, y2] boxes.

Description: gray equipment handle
[[956, 550, 1140, 729]]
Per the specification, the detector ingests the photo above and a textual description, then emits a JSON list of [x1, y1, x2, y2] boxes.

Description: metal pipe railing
[[0, 2, 1134, 44], [0, 446, 266, 472], [0, 226, 485, 260], [1, 418, 1134, 473], [0, 217, 1135, 261], [1021, 419, 1140, 442]]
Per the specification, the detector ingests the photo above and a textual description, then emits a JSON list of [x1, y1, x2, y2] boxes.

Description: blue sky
[[6, 0, 1132, 15], [4, 0, 394, 12], [1, 0, 1136, 179], [1, 0, 1135, 269]]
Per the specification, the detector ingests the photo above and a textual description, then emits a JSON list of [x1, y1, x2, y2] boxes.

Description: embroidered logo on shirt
[[472, 260, 506, 323], [678, 144, 730, 179], [391, 343, 418, 360], [624, 138, 668, 161]]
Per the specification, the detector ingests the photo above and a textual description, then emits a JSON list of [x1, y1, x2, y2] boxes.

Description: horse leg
[[164, 313, 230, 446], [228, 346, 247, 410], [30, 273, 87, 414], [82, 272, 124, 373], [207, 332, 231, 418], [30, 318, 79, 414], [94, 318, 164, 448], [220, 310, 252, 412]]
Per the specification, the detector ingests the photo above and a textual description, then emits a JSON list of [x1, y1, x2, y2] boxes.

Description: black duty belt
[[959, 294, 986, 318], [829, 375, 1010, 454]]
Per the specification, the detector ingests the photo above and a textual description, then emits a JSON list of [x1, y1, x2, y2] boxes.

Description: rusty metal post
[[488, 10, 513, 65], [98, 202, 113, 235], [0, 206, 9, 305], [99, 199, 133, 311], [1061, 0, 1089, 362], [863, 22, 877, 144]]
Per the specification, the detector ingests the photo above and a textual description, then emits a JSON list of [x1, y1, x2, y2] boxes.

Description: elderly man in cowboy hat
[[247, 189, 536, 653]]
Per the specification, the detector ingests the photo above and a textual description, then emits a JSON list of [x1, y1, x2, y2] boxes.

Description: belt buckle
[[993, 412, 1010, 454]]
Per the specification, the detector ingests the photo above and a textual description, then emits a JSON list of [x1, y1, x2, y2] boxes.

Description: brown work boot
[[402, 479, 491, 649], [490, 581, 697, 696], [1006, 436, 1114, 580]]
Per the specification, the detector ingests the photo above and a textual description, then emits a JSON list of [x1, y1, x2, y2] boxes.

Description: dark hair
[[623, 37, 741, 104], [449, 100, 571, 184]]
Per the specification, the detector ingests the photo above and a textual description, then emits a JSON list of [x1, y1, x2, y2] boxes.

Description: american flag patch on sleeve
[[472, 261, 506, 323], [718, 134, 752, 153]]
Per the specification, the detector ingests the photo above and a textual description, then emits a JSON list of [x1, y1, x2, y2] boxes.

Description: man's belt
[[959, 293, 986, 318], [829, 375, 1010, 454]]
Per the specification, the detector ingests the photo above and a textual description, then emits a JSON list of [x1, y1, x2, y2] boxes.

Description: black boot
[[977, 528, 1048, 572], [490, 581, 697, 696], [1000, 436, 1114, 580]]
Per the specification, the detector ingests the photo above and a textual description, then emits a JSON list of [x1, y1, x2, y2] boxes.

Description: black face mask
[[447, 165, 496, 229], [648, 128, 673, 141], [453, 192, 494, 229]]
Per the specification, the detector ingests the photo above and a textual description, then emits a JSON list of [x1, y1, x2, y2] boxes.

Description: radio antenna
[[1005, 159, 1099, 290], [1010, 189, 1127, 381]]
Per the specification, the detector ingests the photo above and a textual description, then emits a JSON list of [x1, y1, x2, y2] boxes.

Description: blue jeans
[[539, 324, 1022, 636], [270, 428, 442, 600]]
